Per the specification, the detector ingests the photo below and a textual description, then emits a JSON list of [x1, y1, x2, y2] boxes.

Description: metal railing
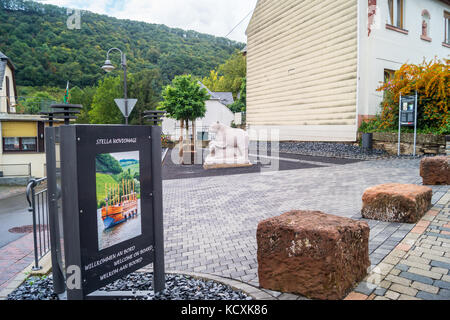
[[0, 163, 32, 177], [26, 177, 50, 270]]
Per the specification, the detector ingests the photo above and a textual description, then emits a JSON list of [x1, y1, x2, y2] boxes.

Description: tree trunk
[[179, 119, 184, 161], [191, 120, 196, 164]]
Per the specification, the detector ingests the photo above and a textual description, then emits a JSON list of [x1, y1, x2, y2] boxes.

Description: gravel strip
[[250, 142, 427, 160], [7, 273, 253, 300]]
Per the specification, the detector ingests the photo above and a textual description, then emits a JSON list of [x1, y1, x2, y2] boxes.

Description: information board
[[58, 125, 164, 299]]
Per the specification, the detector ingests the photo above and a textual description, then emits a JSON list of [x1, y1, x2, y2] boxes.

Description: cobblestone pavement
[[142, 157, 449, 295], [346, 190, 450, 300], [0, 233, 34, 290]]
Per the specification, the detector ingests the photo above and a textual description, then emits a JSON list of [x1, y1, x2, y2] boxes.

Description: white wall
[[359, 0, 450, 117], [0, 65, 17, 113], [161, 99, 234, 140]]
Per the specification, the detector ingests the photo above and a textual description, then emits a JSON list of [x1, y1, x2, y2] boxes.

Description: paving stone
[[374, 287, 387, 296], [399, 272, 434, 285], [398, 294, 421, 300], [390, 284, 418, 296], [430, 260, 450, 270], [354, 282, 376, 296], [278, 293, 300, 300], [433, 280, 450, 290], [431, 267, 449, 275], [411, 281, 440, 294], [385, 274, 412, 286], [396, 264, 410, 272], [385, 290, 400, 300], [416, 291, 444, 300], [439, 289, 450, 298], [408, 267, 443, 280]]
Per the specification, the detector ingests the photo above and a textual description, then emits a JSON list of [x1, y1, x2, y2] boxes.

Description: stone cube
[[361, 183, 432, 223], [257, 210, 370, 300], [420, 156, 450, 185]]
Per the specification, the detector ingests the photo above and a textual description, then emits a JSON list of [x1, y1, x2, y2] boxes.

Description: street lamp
[[102, 48, 129, 125]]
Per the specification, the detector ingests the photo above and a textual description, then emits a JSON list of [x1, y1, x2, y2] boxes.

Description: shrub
[[376, 59, 449, 134]]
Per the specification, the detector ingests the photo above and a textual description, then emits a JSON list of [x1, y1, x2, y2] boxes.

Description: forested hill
[[0, 0, 244, 88]]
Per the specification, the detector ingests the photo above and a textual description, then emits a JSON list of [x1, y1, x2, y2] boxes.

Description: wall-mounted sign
[[57, 125, 164, 299]]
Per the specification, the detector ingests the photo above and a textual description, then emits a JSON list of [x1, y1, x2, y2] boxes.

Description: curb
[[163, 270, 276, 300]]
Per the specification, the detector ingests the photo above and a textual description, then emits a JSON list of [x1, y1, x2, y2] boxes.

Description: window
[[445, 11, 450, 46], [384, 69, 396, 83], [5, 76, 10, 113], [2, 137, 37, 152], [387, 0, 405, 29]]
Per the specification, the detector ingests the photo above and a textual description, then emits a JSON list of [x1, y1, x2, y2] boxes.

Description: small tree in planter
[[159, 75, 209, 164]]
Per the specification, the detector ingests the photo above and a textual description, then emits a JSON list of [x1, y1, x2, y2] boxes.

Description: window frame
[[386, 0, 408, 34], [444, 11, 450, 47], [2, 137, 38, 153]]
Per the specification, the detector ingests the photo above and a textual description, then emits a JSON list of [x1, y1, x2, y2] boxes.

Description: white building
[[0, 51, 61, 179], [162, 83, 235, 141], [246, 0, 450, 142]]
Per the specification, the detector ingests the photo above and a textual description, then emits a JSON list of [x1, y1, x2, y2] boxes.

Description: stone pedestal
[[361, 184, 432, 223], [420, 156, 450, 185], [257, 210, 370, 300]]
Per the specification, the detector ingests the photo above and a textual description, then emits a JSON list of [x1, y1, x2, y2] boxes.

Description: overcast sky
[[36, 0, 257, 43]]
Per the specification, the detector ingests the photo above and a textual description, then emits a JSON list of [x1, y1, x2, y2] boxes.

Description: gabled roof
[[212, 92, 234, 106], [198, 81, 218, 100], [0, 60, 7, 90], [198, 81, 234, 105], [0, 51, 17, 95]]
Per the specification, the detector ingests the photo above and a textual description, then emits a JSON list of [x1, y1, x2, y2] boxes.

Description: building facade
[[162, 83, 235, 141], [246, 0, 450, 142], [0, 51, 58, 179]]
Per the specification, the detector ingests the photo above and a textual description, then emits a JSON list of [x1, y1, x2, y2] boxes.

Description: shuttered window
[[1, 121, 38, 153], [2, 121, 37, 137]]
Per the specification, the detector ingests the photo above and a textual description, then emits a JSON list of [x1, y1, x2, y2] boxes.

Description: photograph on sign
[[96, 151, 142, 251]]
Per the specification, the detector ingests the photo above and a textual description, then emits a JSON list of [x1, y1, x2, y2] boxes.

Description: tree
[[376, 59, 449, 134], [128, 69, 163, 125], [70, 86, 96, 124], [201, 50, 246, 98], [88, 76, 123, 124], [159, 75, 209, 163], [229, 77, 246, 113]]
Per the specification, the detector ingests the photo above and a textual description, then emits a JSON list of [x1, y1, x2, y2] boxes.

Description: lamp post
[[102, 48, 129, 125]]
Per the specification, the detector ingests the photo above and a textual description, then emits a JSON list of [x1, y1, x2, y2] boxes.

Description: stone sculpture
[[203, 122, 252, 169]]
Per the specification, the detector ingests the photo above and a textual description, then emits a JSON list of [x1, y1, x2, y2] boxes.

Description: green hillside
[[96, 173, 117, 205], [0, 0, 244, 88], [121, 163, 140, 177]]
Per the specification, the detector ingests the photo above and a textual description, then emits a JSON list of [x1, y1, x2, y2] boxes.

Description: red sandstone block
[[420, 156, 450, 186], [257, 210, 370, 300], [361, 184, 432, 223]]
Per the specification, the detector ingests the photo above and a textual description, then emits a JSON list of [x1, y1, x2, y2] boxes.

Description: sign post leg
[[45, 127, 66, 294], [151, 125, 165, 293], [398, 93, 402, 156], [413, 91, 418, 157]]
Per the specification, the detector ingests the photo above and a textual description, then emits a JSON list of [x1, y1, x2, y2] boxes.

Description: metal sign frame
[[46, 124, 165, 300], [397, 91, 418, 156]]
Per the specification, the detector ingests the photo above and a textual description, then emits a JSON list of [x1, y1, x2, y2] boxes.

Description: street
[[0, 192, 32, 248]]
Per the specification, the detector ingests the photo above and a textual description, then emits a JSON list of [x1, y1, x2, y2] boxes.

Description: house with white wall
[[246, 0, 450, 142], [162, 82, 235, 141], [0, 51, 58, 179]]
